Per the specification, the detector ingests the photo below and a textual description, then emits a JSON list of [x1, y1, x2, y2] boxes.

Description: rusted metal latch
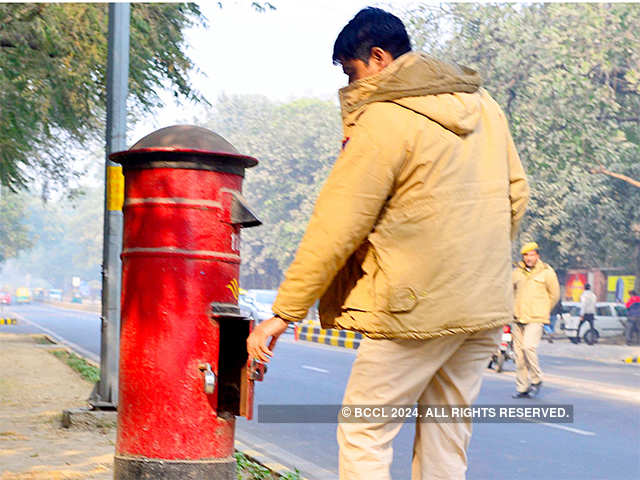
[[249, 359, 267, 381]]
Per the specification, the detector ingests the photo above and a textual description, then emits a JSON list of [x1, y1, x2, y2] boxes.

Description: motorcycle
[[488, 324, 515, 373]]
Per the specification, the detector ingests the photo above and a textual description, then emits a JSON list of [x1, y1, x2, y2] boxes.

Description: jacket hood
[[339, 52, 483, 135]]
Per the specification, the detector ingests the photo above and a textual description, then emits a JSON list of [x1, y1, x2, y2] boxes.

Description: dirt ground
[[0, 333, 115, 480]]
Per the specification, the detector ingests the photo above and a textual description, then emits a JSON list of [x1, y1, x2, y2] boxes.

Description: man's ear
[[370, 46, 393, 68]]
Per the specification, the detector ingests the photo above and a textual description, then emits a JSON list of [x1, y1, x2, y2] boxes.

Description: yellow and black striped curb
[[623, 356, 640, 364], [296, 324, 362, 349], [0, 317, 18, 325]]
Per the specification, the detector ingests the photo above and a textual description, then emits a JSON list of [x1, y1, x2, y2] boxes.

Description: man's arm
[[547, 268, 561, 310], [272, 107, 406, 322]]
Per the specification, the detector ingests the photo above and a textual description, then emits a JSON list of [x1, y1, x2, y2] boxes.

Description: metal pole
[[90, 2, 130, 409]]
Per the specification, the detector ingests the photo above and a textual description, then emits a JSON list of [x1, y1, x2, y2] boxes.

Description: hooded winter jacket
[[513, 260, 560, 324], [271, 52, 529, 339]]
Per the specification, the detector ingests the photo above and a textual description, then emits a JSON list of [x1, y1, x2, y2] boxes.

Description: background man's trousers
[[337, 326, 501, 480], [576, 313, 595, 342], [512, 322, 543, 393]]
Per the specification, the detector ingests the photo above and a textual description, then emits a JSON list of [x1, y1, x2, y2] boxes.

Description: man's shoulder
[[540, 261, 558, 275], [359, 101, 414, 121], [353, 102, 420, 144]]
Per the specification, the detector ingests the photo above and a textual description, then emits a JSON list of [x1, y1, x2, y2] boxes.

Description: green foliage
[[0, 3, 205, 190], [407, 3, 640, 274], [206, 95, 342, 288], [235, 452, 301, 480], [235, 452, 272, 479], [4, 187, 103, 287], [51, 350, 100, 383], [0, 189, 31, 265]]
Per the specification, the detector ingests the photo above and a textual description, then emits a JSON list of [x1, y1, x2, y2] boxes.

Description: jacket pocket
[[388, 286, 419, 313]]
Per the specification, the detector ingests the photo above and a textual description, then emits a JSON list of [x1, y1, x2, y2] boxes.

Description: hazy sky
[[131, 0, 420, 141]]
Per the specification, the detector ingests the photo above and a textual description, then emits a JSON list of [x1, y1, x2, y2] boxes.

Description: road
[[3, 303, 639, 480]]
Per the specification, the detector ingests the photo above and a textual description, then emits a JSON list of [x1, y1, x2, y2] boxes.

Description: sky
[[130, 0, 420, 142]]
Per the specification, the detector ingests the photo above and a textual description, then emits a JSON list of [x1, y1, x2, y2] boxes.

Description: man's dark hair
[[332, 7, 411, 65], [631, 290, 637, 296], [585, 283, 591, 290]]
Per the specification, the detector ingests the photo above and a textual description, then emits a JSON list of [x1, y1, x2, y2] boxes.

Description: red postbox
[[110, 125, 264, 479]]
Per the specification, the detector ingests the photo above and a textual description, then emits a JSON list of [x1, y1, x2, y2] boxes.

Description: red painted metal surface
[[116, 166, 243, 459]]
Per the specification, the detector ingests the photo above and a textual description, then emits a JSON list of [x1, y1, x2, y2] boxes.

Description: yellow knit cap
[[520, 241, 539, 254]]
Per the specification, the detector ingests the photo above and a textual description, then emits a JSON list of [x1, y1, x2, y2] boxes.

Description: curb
[[623, 356, 640, 364], [41, 299, 101, 313], [0, 317, 18, 325], [295, 324, 362, 349]]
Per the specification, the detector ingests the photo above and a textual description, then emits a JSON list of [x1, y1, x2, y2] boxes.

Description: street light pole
[[90, 2, 130, 409]]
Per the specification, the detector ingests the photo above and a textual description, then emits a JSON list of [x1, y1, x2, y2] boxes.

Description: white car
[[241, 289, 278, 323], [561, 300, 627, 343]]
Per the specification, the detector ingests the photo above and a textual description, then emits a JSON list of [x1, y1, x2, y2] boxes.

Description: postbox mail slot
[[210, 302, 245, 319], [214, 314, 260, 419]]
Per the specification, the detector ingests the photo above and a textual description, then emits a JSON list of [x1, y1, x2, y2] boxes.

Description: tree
[[3, 186, 104, 288], [205, 95, 342, 288], [0, 189, 31, 265], [0, 3, 206, 191], [406, 3, 640, 277], [0, 2, 274, 266]]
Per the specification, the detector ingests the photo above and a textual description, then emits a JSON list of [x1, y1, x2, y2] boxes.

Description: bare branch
[[590, 165, 640, 188]]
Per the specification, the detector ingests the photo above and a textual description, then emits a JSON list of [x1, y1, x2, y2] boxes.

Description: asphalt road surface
[[3, 303, 639, 480]]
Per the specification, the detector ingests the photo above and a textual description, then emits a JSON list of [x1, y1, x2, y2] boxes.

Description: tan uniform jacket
[[271, 52, 530, 339], [513, 261, 560, 324]]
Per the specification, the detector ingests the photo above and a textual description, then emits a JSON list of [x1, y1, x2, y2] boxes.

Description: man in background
[[574, 283, 597, 344], [248, 7, 529, 479], [625, 290, 640, 309], [512, 242, 560, 398]]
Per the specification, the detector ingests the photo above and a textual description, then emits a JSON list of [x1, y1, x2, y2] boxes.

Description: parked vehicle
[[560, 300, 627, 344], [48, 289, 63, 302], [488, 324, 515, 373], [15, 287, 32, 304], [238, 289, 257, 320], [33, 288, 45, 302], [0, 291, 11, 305], [239, 289, 278, 323]]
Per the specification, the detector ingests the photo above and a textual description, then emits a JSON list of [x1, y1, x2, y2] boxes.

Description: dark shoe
[[530, 382, 542, 397], [512, 390, 531, 399]]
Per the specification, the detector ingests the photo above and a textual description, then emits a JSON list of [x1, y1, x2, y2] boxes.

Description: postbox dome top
[[110, 125, 258, 173]]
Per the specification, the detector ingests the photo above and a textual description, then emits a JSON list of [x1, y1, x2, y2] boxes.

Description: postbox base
[[114, 455, 235, 479]]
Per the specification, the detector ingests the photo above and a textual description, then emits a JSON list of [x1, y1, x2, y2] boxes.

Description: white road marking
[[301, 365, 329, 374], [539, 423, 596, 436]]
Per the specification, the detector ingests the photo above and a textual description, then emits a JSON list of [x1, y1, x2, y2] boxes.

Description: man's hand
[[247, 316, 290, 363]]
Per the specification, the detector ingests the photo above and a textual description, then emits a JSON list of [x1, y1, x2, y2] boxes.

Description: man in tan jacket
[[247, 7, 529, 480], [512, 242, 560, 398]]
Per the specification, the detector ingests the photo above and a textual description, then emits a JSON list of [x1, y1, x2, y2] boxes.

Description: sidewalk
[[0, 333, 114, 480], [536, 335, 640, 364]]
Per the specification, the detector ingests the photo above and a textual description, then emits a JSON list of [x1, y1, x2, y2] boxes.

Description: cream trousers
[[512, 322, 543, 393], [337, 327, 501, 480]]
